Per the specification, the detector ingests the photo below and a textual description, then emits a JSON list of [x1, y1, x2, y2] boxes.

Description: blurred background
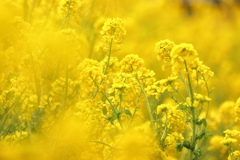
[[0, 0, 240, 159]]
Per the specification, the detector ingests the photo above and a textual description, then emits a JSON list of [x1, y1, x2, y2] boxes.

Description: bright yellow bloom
[[228, 150, 240, 160], [100, 18, 126, 52], [155, 39, 175, 62], [120, 54, 144, 73], [58, 0, 82, 23], [221, 129, 240, 145]]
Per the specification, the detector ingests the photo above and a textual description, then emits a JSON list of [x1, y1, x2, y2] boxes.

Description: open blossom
[[58, 0, 82, 22], [170, 43, 198, 75], [185, 93, 211, 107], [155, 39, 175, 62], [120, 54, 144, 73], [221, 129, 240, 145], [100, 18, 126, 52], [156, 103, 186, 133], [228, 150, 240, 160], [156, 40, 214, 81]]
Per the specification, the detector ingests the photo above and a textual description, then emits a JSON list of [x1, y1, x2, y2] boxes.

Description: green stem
[[91, 39, 113, 99], [190, 107, 196, 160], [160, 126, 169, 146], [103, 38, 113, 75], [64, 58, 69, 109], [89, 140, 117, 150], [136, 77, 155, 129], [125, 90, 142, 131], [201, 74, 211, 119], [183, 60, 197, 160], [101, 91, 123, 130], [29, 51, 41, 105], [90, 75, 123, 129], [60, 0, 72, 29]]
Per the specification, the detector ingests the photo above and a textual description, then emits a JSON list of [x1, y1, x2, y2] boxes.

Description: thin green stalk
[[60, 0, 72, 29], [184, 61, 194, 103], [89, 75, 122, 128], [190, 107, 196, 160], [160, 126, 169, 144], [103, 38, 113, 75], [125, 90, 142, 131], [29, 51, 41, 105], [183, 60, 198, 160], [136, 77, 155, 129], [170, 83, 186, 102], [89, 140, 118, 150], [201, 74, 211, 119], [101, 91, 123, 130], [91, 39, 113, 99], [63, 58, 69, 109]]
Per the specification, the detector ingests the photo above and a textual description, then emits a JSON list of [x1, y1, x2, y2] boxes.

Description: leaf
[[193, 149, 202, 160], [102, 106, 107, 115], [183, 140, 192, 150], [106, 112, 117, 124], [177, 103, 188, 110], [176, 143, 184, 152], [196, 118, 207, 126], [123, 110, 132, 117], [119, 109, 132, 117], [204, 130, 214, 138], [201, 118, 207, 126], [196, 130, 205, 140]]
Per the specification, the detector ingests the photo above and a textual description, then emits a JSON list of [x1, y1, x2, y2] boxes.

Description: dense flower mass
[[100, 18, 126, 52], [0, 0, 240, 160]]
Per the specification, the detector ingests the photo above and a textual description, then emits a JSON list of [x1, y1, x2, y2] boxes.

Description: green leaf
[[177, 103, 188, 110], [102, 106, 107, 115], [194, 149, 202, 160], [106, 112, 118, 124], [196, 118, 207, 126], [176, 143, 184, 152], [123, 110, 132, 117], [201, 118, 207, 126], [196, 130, 205, 140], [204, 130, 214, 138], [183, 140, 192, 150], [119, 109, 132, 117]]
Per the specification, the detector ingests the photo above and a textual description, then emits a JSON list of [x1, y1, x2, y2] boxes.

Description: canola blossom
[[0, 0, 240, 160]]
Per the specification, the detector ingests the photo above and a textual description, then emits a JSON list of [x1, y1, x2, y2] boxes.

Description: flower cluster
[[154, 39, 214, 159], [0, 5, 217, 159], [220, 97, 240, 160], [100, 18, 126, 52], [221, 129, 240, 145], [58, 0, 83, 27]]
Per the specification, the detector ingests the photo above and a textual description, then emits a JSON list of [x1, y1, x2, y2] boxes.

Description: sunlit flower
[[100, 18, 126, 52]]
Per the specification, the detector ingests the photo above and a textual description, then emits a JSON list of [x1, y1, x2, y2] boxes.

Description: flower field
[[1, 0, 240, 159]]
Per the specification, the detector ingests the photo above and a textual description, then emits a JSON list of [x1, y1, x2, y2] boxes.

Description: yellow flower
[[58, 0, 82, 23], [228, 150, 240, 160], [157, 103, 186, 133], [170, 43, 198, 59], [221, 129, 240, 145], [100, 18, 126, 52], [194, 93, 211, 102], [120, 54, 144, 73], [156, 104, 168, 115], [155, 39, 175, 62]]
